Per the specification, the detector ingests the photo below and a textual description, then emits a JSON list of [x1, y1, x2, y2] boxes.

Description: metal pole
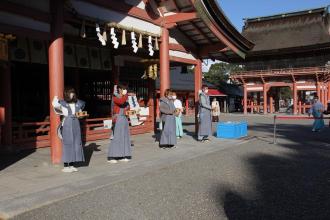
[[273, 115, 277, 144]]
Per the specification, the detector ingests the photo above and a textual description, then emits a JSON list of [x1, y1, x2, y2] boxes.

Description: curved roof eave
[[194, 0, 254, 59]]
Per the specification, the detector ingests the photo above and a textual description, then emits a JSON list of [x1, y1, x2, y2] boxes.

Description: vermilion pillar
[[49, 0, 64, 164], [316, 82, 321, 98], [243, 85, 247, 114], [159, 27, 170, 97], [263, 84, 267, 114], [328, 82, 330, 102], [270, 96, 274, 114], [293, 83, 297, 115], [323, 85, 327, 107], [156, 96, 160, 118], [194, 59, 202, 134], [185, 94, 189, 115], [0, 62, 12, 147]]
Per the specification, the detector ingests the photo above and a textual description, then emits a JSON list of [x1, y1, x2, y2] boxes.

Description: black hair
[[64, 87, 77, 103]]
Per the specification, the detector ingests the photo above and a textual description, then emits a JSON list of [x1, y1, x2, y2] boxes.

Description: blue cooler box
[[217, 121, 247, 139]]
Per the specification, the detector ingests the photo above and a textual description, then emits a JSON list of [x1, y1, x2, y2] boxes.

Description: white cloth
[[52, 97, 68, 116], [128, 95, 140, 111], [174, 99, 183, 109], [174, 99, 183, 117], [211, 101, 220, 116], [69, 103, 76, 115]]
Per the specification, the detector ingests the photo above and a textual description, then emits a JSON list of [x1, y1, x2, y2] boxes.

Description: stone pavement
[[2, 114, 330, 219], [10, 114, 330, 220], [0, 116, 247, 219]]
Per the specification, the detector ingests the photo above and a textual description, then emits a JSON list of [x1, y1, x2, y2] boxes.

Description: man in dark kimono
[[108, 85, 132, 163], [159, 89, 177, 148], [198, 85, 213, 142], [52, 87, 85, 173]]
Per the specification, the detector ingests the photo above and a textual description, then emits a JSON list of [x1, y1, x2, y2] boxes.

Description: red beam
[[170, 56, 197, 65], [169, 43, 197, 54], [85, 0, 161, 25], [164, 12, 197, 24]]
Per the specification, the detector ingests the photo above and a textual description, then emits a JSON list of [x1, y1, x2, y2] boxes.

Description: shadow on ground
[[0, 149, 35, 171], [76, 143, 101, 167], [215, 122, 330, 219]]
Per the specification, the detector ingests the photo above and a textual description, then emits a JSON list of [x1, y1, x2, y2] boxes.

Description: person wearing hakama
[[159, 89, 177, 148], [198, 85, 213, 142], [108, 85, 132, 163], [173, 92, 184, 139], [52, 87, 85, 173], [309, 96, 325, 132]]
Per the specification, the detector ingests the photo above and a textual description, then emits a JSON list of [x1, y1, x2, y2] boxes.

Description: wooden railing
[[12, 116, 154, 150], [232, 66, 328, 78]]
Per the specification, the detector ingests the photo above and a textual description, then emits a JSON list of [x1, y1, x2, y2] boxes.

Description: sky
[[202, 0, 330, 72], [219, 0, 330, 31]]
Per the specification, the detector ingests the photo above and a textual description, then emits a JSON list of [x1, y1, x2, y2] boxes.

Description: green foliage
[[203, 62, 243, 86]]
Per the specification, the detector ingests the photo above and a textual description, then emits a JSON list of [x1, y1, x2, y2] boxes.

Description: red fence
[[12, 116, 154, 150]]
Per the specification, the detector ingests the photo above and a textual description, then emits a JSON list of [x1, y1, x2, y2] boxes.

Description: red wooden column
[[159, 27, 170, 97], [49, 0, 64, 164], [316, 82, 321, 98], [243, 85, 247, 115], [0, 62, 12, 147], [319, 84, 323, 105], [322, 83, 327, 106], [325, 88, 328, 107], [185, 93, 189, 115], [194, 59, 202, 134], [156, 96, 160, 118], [298, 101, 302, 114], [263, 84, 267, 114], [293, 83, 297, 115], [147, 79, 155, 133], [270, 96, 274, 114], [328, 82, 330, 102]]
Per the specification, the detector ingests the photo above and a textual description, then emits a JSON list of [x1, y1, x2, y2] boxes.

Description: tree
[[203, 62, 243, 86]]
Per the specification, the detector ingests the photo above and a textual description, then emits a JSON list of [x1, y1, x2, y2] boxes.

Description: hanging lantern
[[121, 29, 126, 45], [152, 64, 158, 79], [148, 65, 154, 78], [154, 37, 159, 50], [80, 20, 86, 38], [138, 33, 143, 48]]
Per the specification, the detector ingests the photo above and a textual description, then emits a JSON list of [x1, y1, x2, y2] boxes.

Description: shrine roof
[[155, 0, 254, 60], [241, 6, 330, 54]]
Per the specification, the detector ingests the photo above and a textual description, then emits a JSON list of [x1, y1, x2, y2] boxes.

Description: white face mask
[[122, 89, 127, 95], [173, 96, 177, 100]]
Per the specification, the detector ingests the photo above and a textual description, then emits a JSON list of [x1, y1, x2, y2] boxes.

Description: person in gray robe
[[108, 85, 132, 163], [52, 87, 85, 173], [198, 85, 213, 142], [159, 89, 177, 148]]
